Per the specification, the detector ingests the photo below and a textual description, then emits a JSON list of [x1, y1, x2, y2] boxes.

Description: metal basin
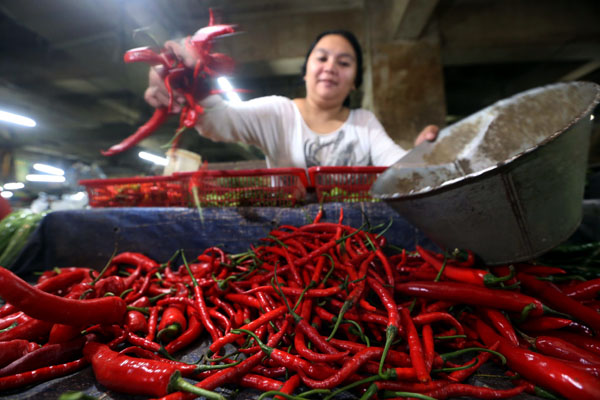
[[371, 81, 600, 264]]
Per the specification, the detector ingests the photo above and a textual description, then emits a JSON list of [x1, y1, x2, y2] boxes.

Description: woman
[[145, 30, 438, 168]]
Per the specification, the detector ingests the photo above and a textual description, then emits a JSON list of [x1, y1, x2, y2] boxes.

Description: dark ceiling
[[0, 0, 599, 197]]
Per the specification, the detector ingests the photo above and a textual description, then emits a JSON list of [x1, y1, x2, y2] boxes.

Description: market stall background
[[0, 0, 599, 204]]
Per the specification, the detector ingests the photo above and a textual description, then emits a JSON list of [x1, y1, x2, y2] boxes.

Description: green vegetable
[[0, 210, 46, 269]]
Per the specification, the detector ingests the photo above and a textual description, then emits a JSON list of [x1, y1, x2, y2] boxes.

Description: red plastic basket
[[180, 168, 309, 207], [307, 166, 387, 203], [79, 175, 187, 208]]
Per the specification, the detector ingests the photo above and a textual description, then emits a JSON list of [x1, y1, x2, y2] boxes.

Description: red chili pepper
[[157, 306, 187, 342], [125, 310, 148, 335], [0, 317, 53, 342], [0, 336, 85, 377], [0, 267, 126, 326], [237, 373, 282, 392], [419, 382, 528, 399], [561, 277, 600, 300], [448, 341, 500, 383], [544, 331, 600, 356], [0, 311, 26, 330], [162, 318, 290, 400], [534, 335, 600, 366], [396, 281, 545, 317], [101, 107, 169, 156], [296, 346, 384, 389], [400, 307, 430, 383], [165, 307, 203, 355], [412, 311, 465, 338], [0, 340, 36, 369], [275, 374, 301, 400], [517, 316, 573, 332], [476, 318, 600, 400], [480, 308, 519, 346], [416, 245, 505, 286], [83, 341, 224, 399], [517, 272, 600, 334], [0, 357, 88, 391], [48, 323, 83, 344], [208, 305, 286, 355]]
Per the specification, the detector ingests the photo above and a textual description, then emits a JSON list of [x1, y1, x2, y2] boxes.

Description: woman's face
[[304, 34, 357, 106]]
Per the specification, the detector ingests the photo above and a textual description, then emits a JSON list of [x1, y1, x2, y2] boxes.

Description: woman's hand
[[414, 125, 439, 146], [143, 40, 201, 113]]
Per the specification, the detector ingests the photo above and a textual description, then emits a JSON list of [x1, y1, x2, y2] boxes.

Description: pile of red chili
[[1, 212, 600, 399]]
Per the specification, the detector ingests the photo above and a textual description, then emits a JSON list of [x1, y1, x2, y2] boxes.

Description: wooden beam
[[392, 0, 439, 40], [558, 60, 600, 82]]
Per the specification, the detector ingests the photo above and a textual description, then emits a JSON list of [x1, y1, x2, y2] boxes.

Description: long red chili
[[101, 107, 169, 156], [0, 340, 37, 369], [400, 307, 430, 383], [83, 341, 224, 399], [416, 245, 505, 286], [476, 318, 600, 400], [0, 267, 126, 326], [534, 335, 600, 366], [367, 276, 402, 377], [0, 358, 88, 391], [396, 281, 545, 317], [517, 272, 600, 334]]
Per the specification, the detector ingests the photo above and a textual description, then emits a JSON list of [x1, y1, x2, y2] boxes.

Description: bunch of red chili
[[1, 213, 600, 399]]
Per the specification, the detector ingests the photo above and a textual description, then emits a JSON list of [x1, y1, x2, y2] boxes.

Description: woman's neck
[[294, 97, 349, 134]]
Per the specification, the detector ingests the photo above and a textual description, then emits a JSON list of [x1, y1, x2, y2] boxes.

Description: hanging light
[[0, 109, 36, 127], [25, 174, 66, 183], [33, 163, 65, 176]]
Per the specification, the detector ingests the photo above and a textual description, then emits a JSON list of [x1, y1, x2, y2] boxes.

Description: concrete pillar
[[363, 4, 447, 150]]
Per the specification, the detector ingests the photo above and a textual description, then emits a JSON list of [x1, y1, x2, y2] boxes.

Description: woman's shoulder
[[349, 107, 381, 126]]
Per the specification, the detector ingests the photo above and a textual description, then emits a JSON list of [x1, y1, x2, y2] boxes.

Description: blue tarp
[[13, 202, 435, 278]]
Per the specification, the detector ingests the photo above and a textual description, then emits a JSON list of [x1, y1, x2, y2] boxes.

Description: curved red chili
[[83, 341, 224, 399], [476, 318, 600, 400], [101, 107, 169, 156], [0, 267, 127, 326]]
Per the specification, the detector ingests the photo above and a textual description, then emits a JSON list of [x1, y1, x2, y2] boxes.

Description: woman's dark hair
[[301, 30, 363, 107]]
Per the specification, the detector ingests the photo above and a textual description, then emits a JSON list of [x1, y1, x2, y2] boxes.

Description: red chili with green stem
[[0, 266, 126, 326], [295, 346, 389, 389], [83, 341, 225, 399], [367, 276, 401, 378], [157, 306, 187, 342], [181, 251, 221, 342], [294, 301, 350, 363], [208, 305, 286, 356], [517, 272, 600, 334], [231, 327, 337, 379], [396, 281, 546, 318], [475, 318, 600, 400], [479, 308, 519, 346], [416, 245, 511, 286], [328, 253, 375, 340], [161, 315, 290, 400], [164, 306, 204, 354]]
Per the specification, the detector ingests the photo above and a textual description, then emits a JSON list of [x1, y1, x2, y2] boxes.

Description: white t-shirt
[[197, 95, 408, 168]]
